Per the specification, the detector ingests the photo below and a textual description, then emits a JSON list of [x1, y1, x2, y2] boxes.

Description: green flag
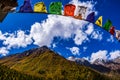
[[103, 19, 112, 31], [49, 2, 62, 15]]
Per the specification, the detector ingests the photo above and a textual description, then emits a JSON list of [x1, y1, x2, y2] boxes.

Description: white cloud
[[74, 29, 89, 45], [0, 47, 9, 56], [107, 35, 114, 42], [91, 30, 103, 40], [3, 30, 32, 49], [52, 43, 57, 48], [90, 50, 108, 63], [109, 50, 120, 60], [85, 23, 94, 35], [67, 56, 89, 62], [83, 57, 89, 61], [69, 47, 80, 55], [83, 47, 87, 52], [30, 11, 99, 47], [0, 31, 6, 40], [89, 50, 120, 63], [67, 56, 76, 61]]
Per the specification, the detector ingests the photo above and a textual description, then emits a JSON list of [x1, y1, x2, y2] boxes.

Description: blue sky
[[0, 0, 120, 62]]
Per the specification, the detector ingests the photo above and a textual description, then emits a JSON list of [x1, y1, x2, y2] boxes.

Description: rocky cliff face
[[0, 0, 18, 12], [92, 58, 120, 74], [0, 0, 18, 22]]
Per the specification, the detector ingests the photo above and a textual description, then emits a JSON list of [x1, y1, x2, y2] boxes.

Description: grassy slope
[[0, 49, 111, 80], [0, 64, 41, 80]]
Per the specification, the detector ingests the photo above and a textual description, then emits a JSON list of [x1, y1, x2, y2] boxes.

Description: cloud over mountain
[[90, 50, 108, 63], [90, 50, 120, 63], [109, 50, 120, 60]]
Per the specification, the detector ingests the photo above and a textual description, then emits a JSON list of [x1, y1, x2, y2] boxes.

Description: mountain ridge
[[0, 46, 111, 80], [68, 56, 120, 80], [68, 56, 120, 72]]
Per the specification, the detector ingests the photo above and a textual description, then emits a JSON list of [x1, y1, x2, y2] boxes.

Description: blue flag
[[19, 0, 33, 12], [86, 12, 95, 23]]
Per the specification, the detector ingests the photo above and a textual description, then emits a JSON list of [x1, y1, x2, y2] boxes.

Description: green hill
[[0, 46, 111, 80], [0, 64, 41, 80]]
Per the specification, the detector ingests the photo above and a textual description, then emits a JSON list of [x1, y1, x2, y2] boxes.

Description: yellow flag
[[34, 2, 47, 13], [95, 16, 102, 27]]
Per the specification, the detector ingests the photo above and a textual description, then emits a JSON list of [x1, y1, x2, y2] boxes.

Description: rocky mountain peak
[[113, 57, 120, 64], [92, 58, 106, 65]]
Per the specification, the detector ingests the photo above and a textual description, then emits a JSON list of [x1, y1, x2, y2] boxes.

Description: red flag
[[109, 26, 115, 35], [64, 4, 76, 17]]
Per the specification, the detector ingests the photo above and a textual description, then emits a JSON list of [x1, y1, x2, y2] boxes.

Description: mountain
[[92, 58, 120, 80], [92, 58, 106, 65], [0, 46, 110, 80], [0, 64, 41, 80], [68, 57, 111, 73], [68, 57, 120, 80], [92, 58, 120, 74], [113, 57, 120, 64], [68, 57, 120, 73], [67, 56, 91, 66]]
